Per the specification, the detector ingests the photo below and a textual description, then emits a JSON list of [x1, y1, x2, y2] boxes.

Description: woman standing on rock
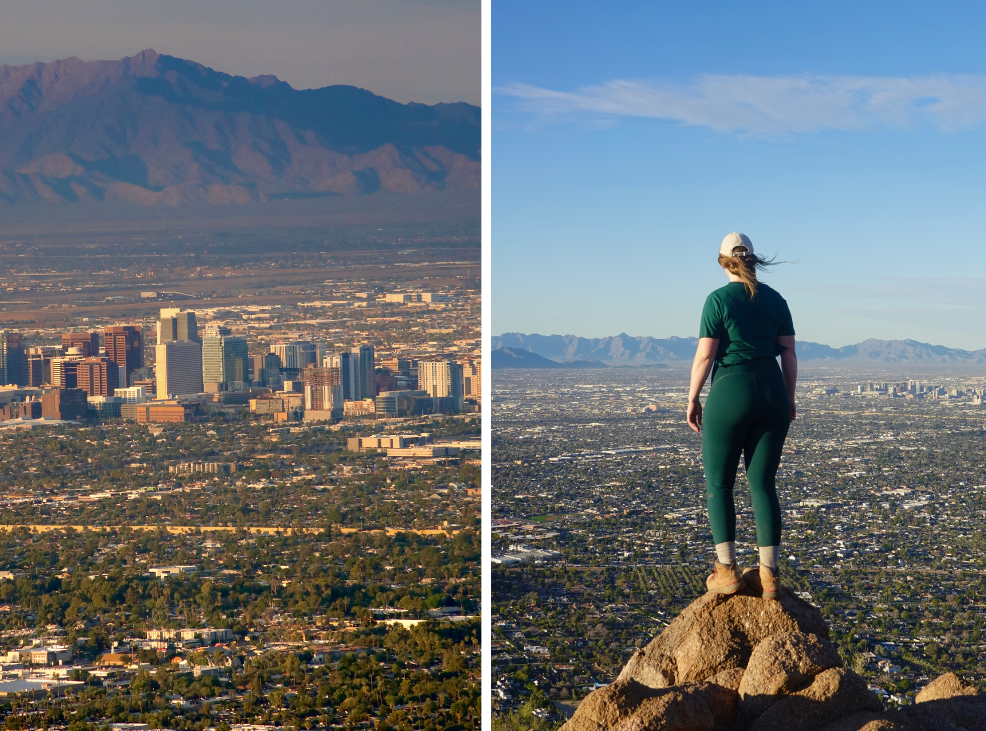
[[686, 232, 797, 600]]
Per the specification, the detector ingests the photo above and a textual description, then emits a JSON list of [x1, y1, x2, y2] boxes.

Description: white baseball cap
[[719, 232, 754, 258]]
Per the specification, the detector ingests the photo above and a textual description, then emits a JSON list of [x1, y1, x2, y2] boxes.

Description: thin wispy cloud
[[497, 74, 986, 135]]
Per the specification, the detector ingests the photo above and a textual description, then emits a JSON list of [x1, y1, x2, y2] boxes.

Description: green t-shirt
[[699, 282, 795, 366]]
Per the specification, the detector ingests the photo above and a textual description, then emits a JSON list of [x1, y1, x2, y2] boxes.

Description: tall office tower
[[27, 357, 45, 387], [223, 336, 248, 385], [251, 354, 266, 385], [27, 346, 59, 387], [203, 328, 248, 390], [272, 340, 316, 376], [324, 353, 359, 401], [157, 308, 179, 344], [157, 309, 199, 344], [103, 325, 143, 386], [261, 352, 281, 385], [61, 332, 100, 358], [202, 329, 228, 387], [51, 357, 81, 389], [355, 345, 376, 399], [272, 342, 299, 370], [302, 365, 344, 417], [297, 340, 317, 369], [461, 359, 481, 401], [77, 357, 120, 397], [155, 341, 203, 399], [0, 331, 28, 387], [175, 311, 199, 343], [418, 359, 464, 412]]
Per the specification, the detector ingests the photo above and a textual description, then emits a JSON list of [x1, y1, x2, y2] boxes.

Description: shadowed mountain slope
[[491, 347, 608, 370], [0, 50, 480, 205]]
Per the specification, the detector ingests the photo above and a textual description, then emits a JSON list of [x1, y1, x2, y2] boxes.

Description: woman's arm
[[687, 337, 719, 433], [777, 334, 797, 421]]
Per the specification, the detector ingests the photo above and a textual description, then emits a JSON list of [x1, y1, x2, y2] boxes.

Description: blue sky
[[493, 1, 986, 349]]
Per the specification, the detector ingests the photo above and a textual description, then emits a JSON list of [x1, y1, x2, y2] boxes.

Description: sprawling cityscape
[[491, 366, 986, 729], [0, 241, 481, 729]]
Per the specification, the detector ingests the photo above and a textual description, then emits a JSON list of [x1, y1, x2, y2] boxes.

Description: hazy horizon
[[0, 0, 479, 105], [492, 329, 986, 353]]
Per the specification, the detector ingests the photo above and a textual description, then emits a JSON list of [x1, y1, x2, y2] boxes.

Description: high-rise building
[[302, 366, 344, 418], [203, 328, 248, 390], [175, 311, 199, 343], [461, 359, 481, 402], [61, 332, 100, 358], [202, 337, 224, 388], [272, 342, 295, 370], [77, 357, 120, 397], [202, 326, 229, 386], [251, 353, 281, 386], [271, 340, 316, 378], [27, 346, 59, 387], [155, 341, 203, 399], [51, 347, 85, 389], [104, 326, 143, 387], [0, 332, 28, 387], [418, 360, 464, 412], [223, 337, 248, 385], [300, 341, 318, 368], [264, 352, 281, 384], [251, 354, 265, 385], [157, 309, 199, 345], [356, 345, 376, 399], [325, 353, 359, 401], [27, 357, 45, 388], [157, 308, 179, 344]]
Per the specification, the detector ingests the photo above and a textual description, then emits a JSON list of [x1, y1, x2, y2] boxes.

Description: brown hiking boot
[[706, 561, 746, 595], [760, 565, 780, 600]]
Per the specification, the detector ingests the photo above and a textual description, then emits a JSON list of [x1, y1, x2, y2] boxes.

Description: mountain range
[[491, 347, 609, 370], [0, 50, 480, 205], [493, 333, 986, 366]]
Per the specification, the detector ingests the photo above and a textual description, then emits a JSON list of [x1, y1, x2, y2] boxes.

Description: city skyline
[[493, 1, 986, 350], [0, 287, 480, 425]]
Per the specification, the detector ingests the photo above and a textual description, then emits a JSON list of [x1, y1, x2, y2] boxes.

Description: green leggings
[[702, 358, 789, 547]]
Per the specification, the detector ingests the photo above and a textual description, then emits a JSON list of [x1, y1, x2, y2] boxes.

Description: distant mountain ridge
[[0, 50, 480, 205], [493, 333, 986, 365], [491, 347, 608, 370]]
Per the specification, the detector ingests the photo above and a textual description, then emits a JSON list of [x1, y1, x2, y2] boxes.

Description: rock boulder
[[559, 576, 982, 731]]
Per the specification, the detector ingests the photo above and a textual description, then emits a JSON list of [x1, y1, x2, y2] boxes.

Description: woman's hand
[[790, 400, 797, 422], [687, 337, 717, 434], [687, 399, 703, 433]]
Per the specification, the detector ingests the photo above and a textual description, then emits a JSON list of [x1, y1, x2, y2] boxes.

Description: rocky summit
[[561, 568, 985, 731]]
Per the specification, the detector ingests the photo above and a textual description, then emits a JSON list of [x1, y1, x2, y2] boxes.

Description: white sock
[[715, 542, 736, 565], [759, 546, 780, 572]]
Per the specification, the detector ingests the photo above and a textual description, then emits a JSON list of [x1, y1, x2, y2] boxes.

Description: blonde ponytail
[[718, 251, 776, 298]]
